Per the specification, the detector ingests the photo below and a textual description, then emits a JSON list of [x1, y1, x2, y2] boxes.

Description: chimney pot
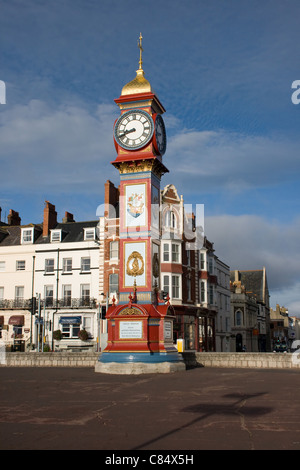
[[43, 201, 57, 237], [7, 209, 21, 226], [62, 211, 75, 223]]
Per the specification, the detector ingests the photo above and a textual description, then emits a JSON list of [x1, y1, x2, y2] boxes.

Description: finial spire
[[121, 32, 152, 96], [138, 32, 143, 70]]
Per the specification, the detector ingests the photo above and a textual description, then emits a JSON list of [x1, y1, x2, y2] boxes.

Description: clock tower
[[95, 34, 185, 374]]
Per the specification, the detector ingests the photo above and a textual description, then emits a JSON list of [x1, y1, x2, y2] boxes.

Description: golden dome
[[121, 68, 152, 96]]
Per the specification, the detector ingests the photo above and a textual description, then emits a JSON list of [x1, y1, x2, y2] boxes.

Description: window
[[208, 257, 214, 274], [50, 230, 61, 242], [200, 281, 206, 303], [61, 322, 80, 339], [21, 228, 33, 244], [44, 285, 54, 306], [0, 261, 5, 272], [200, 253, 205, 270], [15, 286, 24, 307], [63, 258, 72, 273], [16, 260, 25, 271], [45, 258, 54, 273], [84, 228, 96, 240], [109, 274, 118, 295], [186, 249, 191, 266], [80, 284, 90, 306], [62, 285, 72, 306], [81, 257, 90, 273], [187, 277, 192, 301], [163, 243, 169, 262], [236, 310, 243, 326], [172, 275, 180, 299], [163, 275, 170, 294], [165, 210, 177, 228], [13, 326, 23, 337], [109, 241, 119, 260], [172, 244, 180, 262]]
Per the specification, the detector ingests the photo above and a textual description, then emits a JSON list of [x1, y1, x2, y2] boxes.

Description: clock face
[[154, 114, 167, 156], [114, 110, 154, 150]]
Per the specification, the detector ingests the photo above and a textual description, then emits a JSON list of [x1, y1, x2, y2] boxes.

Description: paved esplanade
[[0, 367, 299, 451]]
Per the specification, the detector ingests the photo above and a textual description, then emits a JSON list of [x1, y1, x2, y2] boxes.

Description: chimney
[[7, 209, 21, 226], [62, 211, 75, 223], [43, 201, 57, 237], [104, 180, 119, 218]]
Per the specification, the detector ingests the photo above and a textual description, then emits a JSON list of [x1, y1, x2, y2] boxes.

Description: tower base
[[95, 351, 186, 375], [95, 360, 186, 375]]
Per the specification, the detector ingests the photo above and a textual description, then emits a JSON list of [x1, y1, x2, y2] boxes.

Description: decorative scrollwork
[[119, 307, 141, 316]]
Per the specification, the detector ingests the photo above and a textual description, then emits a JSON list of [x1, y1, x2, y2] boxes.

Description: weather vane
[[138, 32, 143, 70]]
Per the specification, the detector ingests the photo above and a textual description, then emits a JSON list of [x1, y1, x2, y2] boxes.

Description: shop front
[[8, 315, 25, 351], [173, 307, 216, 352]]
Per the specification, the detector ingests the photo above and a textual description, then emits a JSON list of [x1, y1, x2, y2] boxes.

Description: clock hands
[[119, 128, 136, 138]]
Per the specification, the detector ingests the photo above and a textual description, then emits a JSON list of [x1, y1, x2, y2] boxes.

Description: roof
[[0, 220, 99, 247], [230, 269, 269, 305], [36, 220, 99, 244]]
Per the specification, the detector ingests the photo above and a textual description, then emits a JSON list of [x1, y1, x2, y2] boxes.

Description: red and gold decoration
[[96, 34, 185, 372]]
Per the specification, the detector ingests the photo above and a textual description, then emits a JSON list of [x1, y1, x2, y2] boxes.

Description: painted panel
[[125, 183, 146, 228], [124, 241, 146, 287]]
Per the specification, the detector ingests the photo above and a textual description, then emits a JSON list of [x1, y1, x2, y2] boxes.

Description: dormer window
[[21, 227, 34, 244], [84, 227, 96, 240], [50, 229, 61, 242]]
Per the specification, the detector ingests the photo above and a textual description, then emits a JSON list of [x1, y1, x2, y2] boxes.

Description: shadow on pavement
[[132, 392, 272, 450]]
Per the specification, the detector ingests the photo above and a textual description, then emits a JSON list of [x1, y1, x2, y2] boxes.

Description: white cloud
[[205, 214, 300, 316], [165, 128, 300, 194], [0, 99, 118, 192]]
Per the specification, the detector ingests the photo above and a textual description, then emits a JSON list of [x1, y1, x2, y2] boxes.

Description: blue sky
[[1, 0, 300, 315]]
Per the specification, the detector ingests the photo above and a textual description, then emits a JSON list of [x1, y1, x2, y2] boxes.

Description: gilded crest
[[126, 251, 144, 277]]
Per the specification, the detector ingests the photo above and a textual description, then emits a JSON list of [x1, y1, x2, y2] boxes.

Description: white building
[[0, 203, 103, 352]]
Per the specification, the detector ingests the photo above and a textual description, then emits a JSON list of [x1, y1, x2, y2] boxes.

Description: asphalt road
[[0, 366, 299, 452]]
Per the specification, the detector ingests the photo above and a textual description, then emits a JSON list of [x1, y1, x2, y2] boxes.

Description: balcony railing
[[43, 298, 97, 309], [0, 299, 32, 310], [0, 298, 97, 310]]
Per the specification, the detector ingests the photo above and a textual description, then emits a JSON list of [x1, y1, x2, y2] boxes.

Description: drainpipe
[[51, 248, 60, 351], [30, 256, 36, 347]]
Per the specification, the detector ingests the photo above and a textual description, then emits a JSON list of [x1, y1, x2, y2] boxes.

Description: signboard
[[119, 321, 143, 339], [59, 316, 82, 325], [164, 321, 172, 340]]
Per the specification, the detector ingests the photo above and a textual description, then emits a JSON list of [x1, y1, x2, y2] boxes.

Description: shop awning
[[8, 315, 24, 326], [59, 316, 82, 325]]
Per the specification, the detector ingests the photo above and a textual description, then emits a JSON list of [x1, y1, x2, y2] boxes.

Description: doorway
[[236, 333, 243, 352]]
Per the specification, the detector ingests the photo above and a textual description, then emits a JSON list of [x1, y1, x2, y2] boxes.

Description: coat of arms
[[127, 192, 144, 219]]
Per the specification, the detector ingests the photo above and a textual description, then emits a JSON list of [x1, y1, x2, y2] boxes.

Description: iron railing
[[0, 298, 97, 310]]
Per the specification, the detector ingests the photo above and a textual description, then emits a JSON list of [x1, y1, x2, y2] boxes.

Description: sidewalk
[[0, 366, 299, 450]]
